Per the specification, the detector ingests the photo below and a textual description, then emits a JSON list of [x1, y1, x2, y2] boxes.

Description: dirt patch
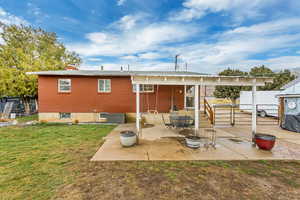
[[55, 160, 300, 200]]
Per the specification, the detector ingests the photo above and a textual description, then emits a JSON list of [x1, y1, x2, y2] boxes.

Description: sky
[[0, 0, 300, 73]]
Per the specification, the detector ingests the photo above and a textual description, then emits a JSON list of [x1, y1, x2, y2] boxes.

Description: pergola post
[[136, 84, 140, 133], [252, 84, 257, 145], [194, 85, 199, 134]]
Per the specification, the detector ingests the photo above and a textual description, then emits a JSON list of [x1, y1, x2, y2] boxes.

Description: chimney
[[100, 66, 104, 71], [120, 66, 123, 71], [65, 64, 78, 71]]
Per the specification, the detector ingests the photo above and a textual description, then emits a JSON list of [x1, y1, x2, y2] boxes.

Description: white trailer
[[239, 91, 280, 117]]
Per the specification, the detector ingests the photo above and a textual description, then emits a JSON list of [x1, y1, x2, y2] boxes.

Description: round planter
[[120, 131, 137, 147], [255, 133, 276, 151], [185, 135, 201, 149]]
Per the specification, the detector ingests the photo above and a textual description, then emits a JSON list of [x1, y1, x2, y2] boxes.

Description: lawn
[[0, 124, 115, 200], [16, 114, 38, 123], [1, 124, 300, 200]]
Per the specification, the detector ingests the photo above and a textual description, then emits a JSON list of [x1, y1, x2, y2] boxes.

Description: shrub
[[40, 120, 48, 124], [0, 119, 9, 122]]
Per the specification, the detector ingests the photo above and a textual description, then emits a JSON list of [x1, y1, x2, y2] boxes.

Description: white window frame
[[58, 79, 71, 93], [98, 79, 111, 93], [133, 84, 154, 93]]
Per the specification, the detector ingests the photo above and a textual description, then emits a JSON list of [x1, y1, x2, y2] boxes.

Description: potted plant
[[120, 131, 137, 147], [255, 133, 276, 150], [185, 135, 201, 148]]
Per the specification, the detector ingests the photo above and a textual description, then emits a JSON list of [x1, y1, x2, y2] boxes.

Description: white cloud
[[81, 61, 174, 71], [72, 14, 300, 73], [138, 52, 164, 59], [171, 18, 300, 72], [121, 55, 138, 60], [111, 14, 144, 30], [86, 57, 102, 62], [27, 2, 41, 16], [117, 0, 126, 6], [170, 0, 273, 22], [68, 20, 199, 57], [0, 7, 29, 25]]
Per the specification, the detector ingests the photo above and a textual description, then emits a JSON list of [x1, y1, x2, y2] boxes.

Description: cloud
[[138, 52, 164, 59], [117, 0, 126, 6], [27, 2, 41, 16], [68, 20, 199, 57], [111, 14, 144, 30], [81, 60, 175, 72], [0, 7, 29, 25], [26, 2, 49, 24], [121, 55, 138, 60], [71, 11, 300, 73], [86, 57, 102, 62], [171, 18, 300, 72], [170, 0, 273, 22]]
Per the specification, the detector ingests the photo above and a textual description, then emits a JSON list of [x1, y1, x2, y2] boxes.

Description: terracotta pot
[[255, 133, 276, 151]]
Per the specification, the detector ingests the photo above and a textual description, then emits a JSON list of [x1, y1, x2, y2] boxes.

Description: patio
[[91, 123, 300, 161]]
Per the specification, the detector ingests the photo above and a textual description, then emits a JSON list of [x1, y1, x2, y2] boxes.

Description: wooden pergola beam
[[131, 75, 272, 86]]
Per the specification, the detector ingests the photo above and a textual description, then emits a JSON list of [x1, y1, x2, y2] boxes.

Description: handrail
[[204, 98, 214, 124]]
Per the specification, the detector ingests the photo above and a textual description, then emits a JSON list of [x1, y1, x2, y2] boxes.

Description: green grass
[[0, 124, 115, 200], [16, 114, 38, 123]]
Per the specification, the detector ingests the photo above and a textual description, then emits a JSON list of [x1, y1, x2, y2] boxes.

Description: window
[[58, 79, 71, 92], [98, 79, 111, 92], [59, 112, 71, 119], [133, 84, 154, 93]]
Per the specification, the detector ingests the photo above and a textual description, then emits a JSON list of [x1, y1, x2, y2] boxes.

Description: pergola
[[131, 74, 273, 144]]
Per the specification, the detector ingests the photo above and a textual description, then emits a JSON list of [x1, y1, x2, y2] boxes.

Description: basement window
[[59, 112, 71, 119], [132, 84, 154, 93], [98, 79, 111, 93], [58, 79, 71, 92]]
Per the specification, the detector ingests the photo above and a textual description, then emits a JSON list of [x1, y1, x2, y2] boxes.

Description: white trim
[[136, 84, 140, 133], [194, 85, 199, 132], [184, 85, 186, 109], [98, 79, 111, 93], [58, 79, 71, 93], [132, 84, 154, 93], [131, 75, 272, 86], [252, 85, 257, 144], [185, 85, 195, 109]]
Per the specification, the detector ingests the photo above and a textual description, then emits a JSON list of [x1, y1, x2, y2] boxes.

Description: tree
[[213, 68, 248, 103], [249, 65, 295, 90], [0, 24, 81, 112], [213, 66, 296, 103], [271, 69, 296, 90]]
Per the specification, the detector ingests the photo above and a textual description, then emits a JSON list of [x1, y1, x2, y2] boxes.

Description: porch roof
[[131, 74, 273, 86]]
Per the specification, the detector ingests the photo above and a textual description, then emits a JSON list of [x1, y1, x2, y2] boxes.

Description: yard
[[0, 124, 300, 200]]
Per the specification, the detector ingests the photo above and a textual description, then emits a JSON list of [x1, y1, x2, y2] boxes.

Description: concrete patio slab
[[218, 138, 292, 160], [92, 123, 300, 161]]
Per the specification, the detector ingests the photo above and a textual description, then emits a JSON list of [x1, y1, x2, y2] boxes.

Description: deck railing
[[204, 98, 214, 124], [203, 98, 279, 127]]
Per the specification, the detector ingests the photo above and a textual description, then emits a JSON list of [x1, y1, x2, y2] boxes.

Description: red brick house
[[29, 69, 272, 140], [29, 70, 208, 122]]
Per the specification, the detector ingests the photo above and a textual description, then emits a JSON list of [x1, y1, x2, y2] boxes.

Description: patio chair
[[162, 114, 173, 128]]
